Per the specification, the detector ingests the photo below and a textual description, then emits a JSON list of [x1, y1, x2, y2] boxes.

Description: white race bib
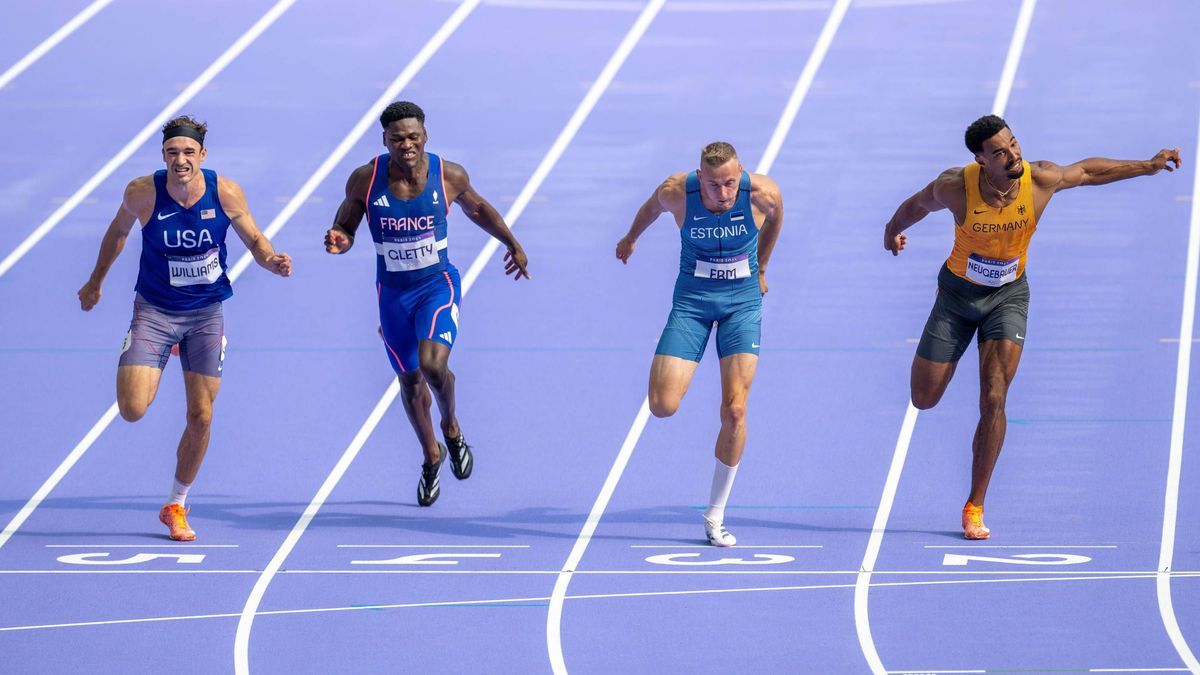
[[694, 253, 751, 280], [965, 253, 1019, 287], [377, 233, 446, 272], [168, 248, 223, 287]]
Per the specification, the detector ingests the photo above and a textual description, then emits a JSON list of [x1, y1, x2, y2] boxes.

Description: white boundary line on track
[[0, 0, 297, 280], [545, 1, 852, 673], [1156, 92, 1200, 672], [2, 571, 1188, 634], [229, 1, 484, 672], [852, 1, 1037, 673], [0, 0, 113, 91], [236, 2, 664, 673], [0, 0, 306, 552], [5, 569, 1200, 575], [335, 544, 531, 548]]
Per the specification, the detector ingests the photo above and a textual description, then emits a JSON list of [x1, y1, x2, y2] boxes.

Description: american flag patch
[[200, 209, 216, 220]]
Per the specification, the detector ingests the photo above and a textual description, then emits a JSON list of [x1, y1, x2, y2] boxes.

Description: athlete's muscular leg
[[417, 340, 460, 439], [648, 354, 699, 418], [969, 339, 1022, 506], [715, 354, 758, 466], [910, 355, 958, 410], [175, 371, 220, 484], [399, 370, 442, 464], [117, 365, 164, 422]]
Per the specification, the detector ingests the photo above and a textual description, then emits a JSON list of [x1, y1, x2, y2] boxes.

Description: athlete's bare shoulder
[[749, 173, 782, 208], [344, 161, 376, 200], [1027, 160, 1066, 190], [122, 175, 156, 219], [441, 158, 469, 194], [656, 172, 688, 211]]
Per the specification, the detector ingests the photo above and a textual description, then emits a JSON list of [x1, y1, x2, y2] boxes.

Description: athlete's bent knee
[[648, 393, 679, 418], [720, 401, 747, 428], [118, 400, 147, 423], [911, 390, 941, 410], [186, 407, 213, 429]]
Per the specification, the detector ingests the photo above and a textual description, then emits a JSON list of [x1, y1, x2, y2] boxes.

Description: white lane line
[[238, 3, 660, 673], [0, 0, 113, 91], [546, 2, 851, 673], [44, 544, 239, 548], [4, 569, 1198, 575], [336, 544, 531, 548], [0, 0, 300, 553], [0, 0, 297, 279], [923, 545, 1118, 549], [0, 571, 1174, 634], [0, 404, 120, 550], [1157, 88, 1200, 672], [628, 545, 823, 548], [230, 4, 483, 672], [854, 2, 1036, 673]]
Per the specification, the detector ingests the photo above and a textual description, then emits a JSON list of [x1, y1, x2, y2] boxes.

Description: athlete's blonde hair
[[700, 141, 738, 167]]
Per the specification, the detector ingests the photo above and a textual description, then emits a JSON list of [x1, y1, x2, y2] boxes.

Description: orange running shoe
[[962, 502, 990, 540], [159, 504, 196, 541]]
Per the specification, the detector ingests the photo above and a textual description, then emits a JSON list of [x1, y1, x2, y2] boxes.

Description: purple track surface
[[1, 1, 1198, 673]]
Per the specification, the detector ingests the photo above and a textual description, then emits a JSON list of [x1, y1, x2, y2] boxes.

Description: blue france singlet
[[365, 153, 451, 288], [679, 171, 759, 281], [134, 168, 233, 311]]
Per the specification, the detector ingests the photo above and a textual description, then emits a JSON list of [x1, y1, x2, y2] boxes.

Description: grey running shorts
[[916, 264, 1029, 363], [119, 293, 226, 377]]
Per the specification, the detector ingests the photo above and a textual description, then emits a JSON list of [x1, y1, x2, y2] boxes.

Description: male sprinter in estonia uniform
[[617, 142, 782, 547], [325, 101, 530, 507], [884, 114, 1181, 539], [78, 116, 292, 540]]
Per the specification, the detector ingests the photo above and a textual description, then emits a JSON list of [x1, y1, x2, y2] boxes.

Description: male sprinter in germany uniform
[[617, 142, 782, 546], [325, 101, 530, 507], [78, 116, 292, 540], [884, 114, 1181, 539]]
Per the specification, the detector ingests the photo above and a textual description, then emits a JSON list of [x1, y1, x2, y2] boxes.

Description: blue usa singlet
[[134, 168, 233, 311], [365, 153, 451, 288], [679, 170, 759, 282]]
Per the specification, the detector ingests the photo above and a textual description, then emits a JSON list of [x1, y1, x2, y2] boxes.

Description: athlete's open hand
[[615, 236, 636, 264], [78, 280, 102, 311], [885, 231, 908, 256], [267, 253, 292, 277], [1149, 148, 1183, 174], [324, 227, 353, 254], [505, 246, 530, 280]]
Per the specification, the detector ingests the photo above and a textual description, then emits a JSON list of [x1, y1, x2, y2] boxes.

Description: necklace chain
[[983, 170, 1018, 199]]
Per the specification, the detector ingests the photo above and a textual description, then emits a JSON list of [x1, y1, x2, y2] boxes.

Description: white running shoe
[[703, 515, 736, 547]]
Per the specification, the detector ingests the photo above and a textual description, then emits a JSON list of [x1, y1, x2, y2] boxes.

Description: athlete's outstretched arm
[[78, 178, 150, 311], [1032, 148, 1181, 192], [883, 169, 958, 256], [444, 161, 529, 280], [616, 174, 685, 264], [753, 175, 783, 295], [221, 178, 291, 277], [325, 166, 371, 255]]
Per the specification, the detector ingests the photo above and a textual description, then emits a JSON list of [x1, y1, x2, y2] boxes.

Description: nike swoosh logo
[[157, 211, 180, 221], [692, 215, 707, 221], [973, 208, 989, 214], [752, 343, 760, 348], [1015, 333, 1024, 340]]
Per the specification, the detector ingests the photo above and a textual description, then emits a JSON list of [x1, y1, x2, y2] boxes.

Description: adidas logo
[[439, 331, 453, 345], [373, 194, 390, 208]]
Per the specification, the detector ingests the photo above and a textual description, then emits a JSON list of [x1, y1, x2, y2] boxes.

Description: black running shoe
[[446, 434, 473, 480], [417, 443, 447, 507]]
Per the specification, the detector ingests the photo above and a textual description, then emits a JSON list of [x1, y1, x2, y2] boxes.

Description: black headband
[[163, 125, 205, 147]]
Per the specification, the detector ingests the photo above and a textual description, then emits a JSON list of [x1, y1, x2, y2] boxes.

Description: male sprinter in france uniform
[[78, 116, 292, 540], [617, 142, 782, 546], [325, 101, 530, 507], [884, 114, 1181, 539]]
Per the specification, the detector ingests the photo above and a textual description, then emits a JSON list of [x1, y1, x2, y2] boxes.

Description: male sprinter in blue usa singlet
[[325, 101, 530, 507], [617, 142, 783, 547], [78, 115, 292, 541]]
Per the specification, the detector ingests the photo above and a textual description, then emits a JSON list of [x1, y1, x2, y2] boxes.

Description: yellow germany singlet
[[946, 160, 1037, 286]]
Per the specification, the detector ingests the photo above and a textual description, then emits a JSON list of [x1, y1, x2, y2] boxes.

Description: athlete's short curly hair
[[965, 115, 1009, 154], [380, 101, 425, 128], [700, 141, 738, 167], [162, 115, 207, 141]]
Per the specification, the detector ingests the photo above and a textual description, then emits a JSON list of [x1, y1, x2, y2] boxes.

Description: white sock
[[166, 478, 192, 507], [703, 458, 739, 525]]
